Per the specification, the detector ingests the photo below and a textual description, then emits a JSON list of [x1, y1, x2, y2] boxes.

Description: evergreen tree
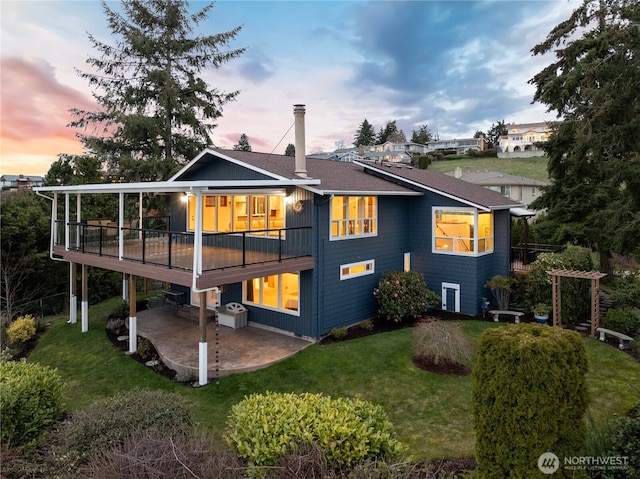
[[68, 0, 245, 181], [233, 133, 252, 152], [284, 143, 295, 157], [485, 120, 508, 149], [530, 0, 640, 271], [353, 119, 376, 146], [377, 120, 405, 144], [411, 124, 432, 144]]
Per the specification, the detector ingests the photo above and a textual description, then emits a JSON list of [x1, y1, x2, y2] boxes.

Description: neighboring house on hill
[[0, 174, 44, 189], [426, 137, 486, 155], [35, 105, 524, 384], [331, 141, 428, 164], [447, 168, 547, 209], [498, 122, 550, 158]]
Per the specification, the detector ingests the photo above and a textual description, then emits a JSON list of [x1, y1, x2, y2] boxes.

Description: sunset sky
[[0, 0, 577, 177]]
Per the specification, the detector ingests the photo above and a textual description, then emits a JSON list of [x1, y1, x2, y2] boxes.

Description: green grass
[[28, 302, 640, 461], [428, 156, 549, 182]]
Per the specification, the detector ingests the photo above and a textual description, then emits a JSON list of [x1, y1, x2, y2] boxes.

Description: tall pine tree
[[233, 133, 252, 152], [530, 0, 640, 272], [68, 0, 245, 181], [353, 119, 376, 146]]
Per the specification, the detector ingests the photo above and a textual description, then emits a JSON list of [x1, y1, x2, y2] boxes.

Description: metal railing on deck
[[511, 243, 565, 270], [56, 221, 311, 272]]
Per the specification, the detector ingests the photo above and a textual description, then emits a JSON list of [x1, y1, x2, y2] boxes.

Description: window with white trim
[[330, 195, 377, 239], [244, 272, 299, 315], [187, 194, 285, 236], [340, 260, 375, 280], [433, 208, 493, 255], [404, 253, 411, 272]]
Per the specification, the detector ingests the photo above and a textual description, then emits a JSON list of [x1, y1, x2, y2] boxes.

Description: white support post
[[194, 192, 203, 275], [69, 263, 77, 324], [198, 291, 208, 386], [122, 274, 129, 302], [128, 274, 137, 354], [76, 193, 81, 246], [199, 342, 208, 386], [81, 264, 88, 332], [138, 192, 143, 240], [52, 193, 58, 247], [118, 192, 124, 260], [64, 193, 70, 250]]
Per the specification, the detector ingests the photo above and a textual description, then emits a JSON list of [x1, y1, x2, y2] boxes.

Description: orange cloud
[[0, 57, 95, 175]]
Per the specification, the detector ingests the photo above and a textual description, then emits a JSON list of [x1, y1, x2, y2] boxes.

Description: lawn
[[28, 299, 640, 461], [428, 156, 549, 182]]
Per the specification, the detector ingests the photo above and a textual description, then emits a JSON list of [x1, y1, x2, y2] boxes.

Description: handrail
[[56, 220, 311, 272]]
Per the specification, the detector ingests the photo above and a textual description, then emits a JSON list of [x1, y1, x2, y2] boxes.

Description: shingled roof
[[360, 162, 523, 210], [181, 149, 523, 209]]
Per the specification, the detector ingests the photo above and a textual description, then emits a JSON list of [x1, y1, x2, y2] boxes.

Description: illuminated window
[[330, 195, 377, 239], [340, 260, 375, 280], [433, 208, 493, 255], [187, 194, 285, 235], [244, 272, 299, 315], [404, 253, 411, 272]]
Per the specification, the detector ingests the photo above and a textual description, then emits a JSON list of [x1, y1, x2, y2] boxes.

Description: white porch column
[[69, 263, 77, 324], [64, 193, 70, 250], [122, 273, 129, 302], [81, 264, 88, 332], [118, 192, 124, 260], [198, 291, 208, 386], [128, 274, 137, 354]]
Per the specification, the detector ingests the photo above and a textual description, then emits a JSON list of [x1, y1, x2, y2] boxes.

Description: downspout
[[35, 191, 68, 264], [191, 189, 204, 293]]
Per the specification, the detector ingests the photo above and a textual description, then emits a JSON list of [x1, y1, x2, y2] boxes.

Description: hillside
[[427, 156, 549, 182]]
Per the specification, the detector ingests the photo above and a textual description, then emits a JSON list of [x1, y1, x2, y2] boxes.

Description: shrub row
[[225, 391, 404, 468]]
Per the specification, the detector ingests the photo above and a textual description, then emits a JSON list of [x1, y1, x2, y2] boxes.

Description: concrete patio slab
[[136, 305, 313, 379]]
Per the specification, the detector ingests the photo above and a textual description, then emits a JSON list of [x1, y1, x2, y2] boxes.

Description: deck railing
[[511, 243, 565, 271], [57, 221, 312, 272]]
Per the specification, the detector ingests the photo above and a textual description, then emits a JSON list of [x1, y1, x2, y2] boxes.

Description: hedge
[[472, 324, 589, 478]]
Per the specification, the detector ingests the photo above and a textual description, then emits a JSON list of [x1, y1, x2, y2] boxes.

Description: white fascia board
[[169, 148, 295, 182], [34, 178, 320, 195], [299, 185, 421, 197]]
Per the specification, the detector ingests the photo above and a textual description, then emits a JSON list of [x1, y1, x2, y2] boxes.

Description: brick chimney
[[293, 104, 307, 177]]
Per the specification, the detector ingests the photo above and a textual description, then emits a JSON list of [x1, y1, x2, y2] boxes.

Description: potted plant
[[533, 303, 551, 324]]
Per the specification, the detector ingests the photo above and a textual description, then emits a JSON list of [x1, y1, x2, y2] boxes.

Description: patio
[[134, 305, 313, 379]]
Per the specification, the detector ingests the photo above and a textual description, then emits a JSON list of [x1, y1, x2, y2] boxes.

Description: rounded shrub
[[225, 391, 404, 468], [6, 315, 37, 346], [374, 271, 440, 323], [472, 324, 589, 478], [60, 389, 192, 459], [0, 359, 65, 446]]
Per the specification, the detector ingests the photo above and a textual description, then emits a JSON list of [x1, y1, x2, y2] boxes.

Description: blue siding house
[[36, 105, 523, 383]]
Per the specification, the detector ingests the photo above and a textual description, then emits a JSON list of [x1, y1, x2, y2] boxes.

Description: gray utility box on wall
[[217, 302, 248, 329]]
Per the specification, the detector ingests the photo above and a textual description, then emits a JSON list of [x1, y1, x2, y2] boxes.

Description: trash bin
[[217, 302, 248, 329]]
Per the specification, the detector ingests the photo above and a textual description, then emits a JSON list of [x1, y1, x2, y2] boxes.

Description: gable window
[[188, 194, 285, 236], [340, 260, 375, 280], [433, 208, 493, 255], [244, 272, 299, 315], [330, 195, 377, 239]]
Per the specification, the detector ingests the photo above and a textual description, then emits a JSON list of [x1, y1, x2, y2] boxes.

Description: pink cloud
[[0, 57, 96, 143]]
